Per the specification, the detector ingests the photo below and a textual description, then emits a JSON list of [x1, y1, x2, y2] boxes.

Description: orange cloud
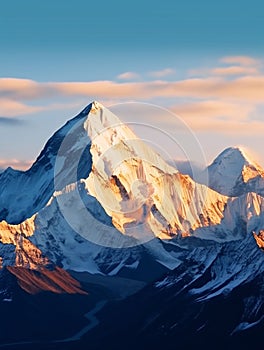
[[211, 66, 258, 76], [0, 78, 48, 100], [189, 66, 259, 77], [172, 100, 254, 120], [170, 100, 263, 135], [0, 98, 42, 117], [148, 68, 175, 78], [118, 100, 262, 135], [109, 100, 262, 138], [1, 76, 264, 103], [0, 159, 33, 171], [0, 94, 85, 117], [117, 72, 140, 80], [43, 77, 264, 102], [2, 73, 264, 117], [189, 55, 261, 78], [220, 56, 260, 66]]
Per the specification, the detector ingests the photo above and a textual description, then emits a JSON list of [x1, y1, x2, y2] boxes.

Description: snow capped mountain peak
[[211, 146, 254, 168], [90, 100, 103, 110], [207, 146, 264, 196], [1, 101, 264, 283], [0, 103, 94, 224], [1, 101, 264, 345]]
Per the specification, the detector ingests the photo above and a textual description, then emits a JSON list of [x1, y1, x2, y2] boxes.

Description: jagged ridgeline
[[0, 102, 263, 346]]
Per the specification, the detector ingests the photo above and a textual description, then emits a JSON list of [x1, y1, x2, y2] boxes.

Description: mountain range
[[0, 101, 263, 349]]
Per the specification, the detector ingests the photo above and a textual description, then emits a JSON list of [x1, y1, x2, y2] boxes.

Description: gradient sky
[[1, 0, 264, 170]]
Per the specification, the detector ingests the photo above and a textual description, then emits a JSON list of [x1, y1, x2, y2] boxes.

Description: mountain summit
[[0, 102, 264, 347], [207, 146, 264, 196], [1, 104, 264, 250], [0, 102, 94, 224], [0, 102, 263, 265]]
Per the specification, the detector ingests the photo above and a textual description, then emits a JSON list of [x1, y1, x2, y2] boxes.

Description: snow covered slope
[[207, 147, 264, 196], [0, 101, 263, 280], [0, 104, 93, 224], [82, 102, 231, 241], [0, 101, 263, 346]]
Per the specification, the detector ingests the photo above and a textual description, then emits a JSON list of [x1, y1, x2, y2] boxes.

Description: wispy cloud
[[45, 77, 264, 102], [0, 117, 23, 125], [0, 159, 33, 171], [117, 72, 140, 80], [123, 99, 262, 135], [148, 68, 175, 78], [1, 58, 264, 165], [0, 58, 262, 106], [0, 98, 43, 117], [173, 100, 254, 120], [1, 75, 264, 103], [189, 55, 261, 77], [211, 66, 259, 76], [0, 78, 49, 100], [1, 56, 264, 129], [220, 55, 260, 66], [190, 66, 259, 77], [0, 95, 83, 118], [170, 100, 264, 135]]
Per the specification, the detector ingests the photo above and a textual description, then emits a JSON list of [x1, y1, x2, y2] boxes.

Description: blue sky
[[1, 0, 264, 169]]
